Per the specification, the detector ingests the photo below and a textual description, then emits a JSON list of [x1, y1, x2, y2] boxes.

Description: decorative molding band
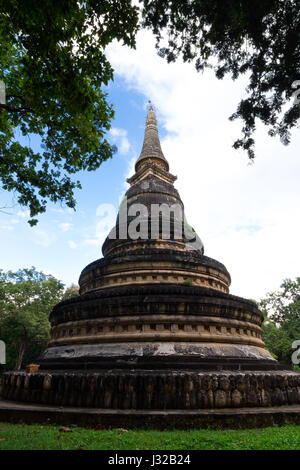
[[48, 316, 264, 348]]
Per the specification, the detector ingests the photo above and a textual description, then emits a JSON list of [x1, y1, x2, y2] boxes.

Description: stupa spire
[[135, 105, 169, 172]]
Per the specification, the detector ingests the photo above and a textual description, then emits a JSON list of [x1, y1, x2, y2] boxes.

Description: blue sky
[[1, 30, 299, 301], [0, 77, 148, 285]]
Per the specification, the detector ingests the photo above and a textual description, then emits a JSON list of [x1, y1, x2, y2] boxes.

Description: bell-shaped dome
[[102, 107, 204, 258]]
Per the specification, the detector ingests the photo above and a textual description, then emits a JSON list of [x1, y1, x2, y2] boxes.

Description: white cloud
[[66, 204, 118, 250], [32, 229, 56, 247], [125, 156, 136, 181], [82, 238, 100, 247], [59, 222, 73, 232], [0, 224, 14, 231], [107, 30, 300, 300], [119, 156, 136, 204], [95, 203, 117, 233], [82, 203, 117, 247], [110, 127, 130, 155], [51, 207, 75, 216], [17, 210, 30, 218]]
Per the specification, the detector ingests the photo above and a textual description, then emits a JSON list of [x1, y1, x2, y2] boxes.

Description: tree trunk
[[14, 341, 26, 370]]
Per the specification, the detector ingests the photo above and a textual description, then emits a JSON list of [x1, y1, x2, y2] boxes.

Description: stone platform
[[1, 397, 300, 429], [2, 369, 300, 410]]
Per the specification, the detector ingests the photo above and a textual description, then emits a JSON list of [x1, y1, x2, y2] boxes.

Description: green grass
[[0, 423, 300, 450]]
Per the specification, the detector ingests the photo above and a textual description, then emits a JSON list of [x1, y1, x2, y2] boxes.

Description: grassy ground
[[0, 423, 299, 450]]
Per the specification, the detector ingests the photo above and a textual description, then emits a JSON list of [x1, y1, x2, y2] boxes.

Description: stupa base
[[38, 341, 280, 371], [1, 369, 300, 410], [1, 397, 300, 429]]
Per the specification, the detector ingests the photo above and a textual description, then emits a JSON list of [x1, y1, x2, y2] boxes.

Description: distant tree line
[[260, 277, 300, 367], [0, 267, 78, 371]]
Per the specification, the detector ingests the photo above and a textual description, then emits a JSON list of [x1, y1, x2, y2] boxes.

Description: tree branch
[[0, 103, 34, 114]]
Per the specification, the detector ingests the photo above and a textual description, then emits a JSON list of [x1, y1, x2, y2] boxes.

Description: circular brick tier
[[79, 250, 231, 294], [37, 284, 276, 371]]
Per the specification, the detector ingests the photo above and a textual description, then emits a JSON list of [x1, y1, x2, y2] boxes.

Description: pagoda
[[2, 107, 300, 414]]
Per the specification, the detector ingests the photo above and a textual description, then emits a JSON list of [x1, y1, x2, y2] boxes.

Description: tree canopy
[[1, 1, 299, 224], [0, 0, 138, 225], [260, 277, 300, 365], [141, 0, 300, 159], [0, 267, 70, 370]]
